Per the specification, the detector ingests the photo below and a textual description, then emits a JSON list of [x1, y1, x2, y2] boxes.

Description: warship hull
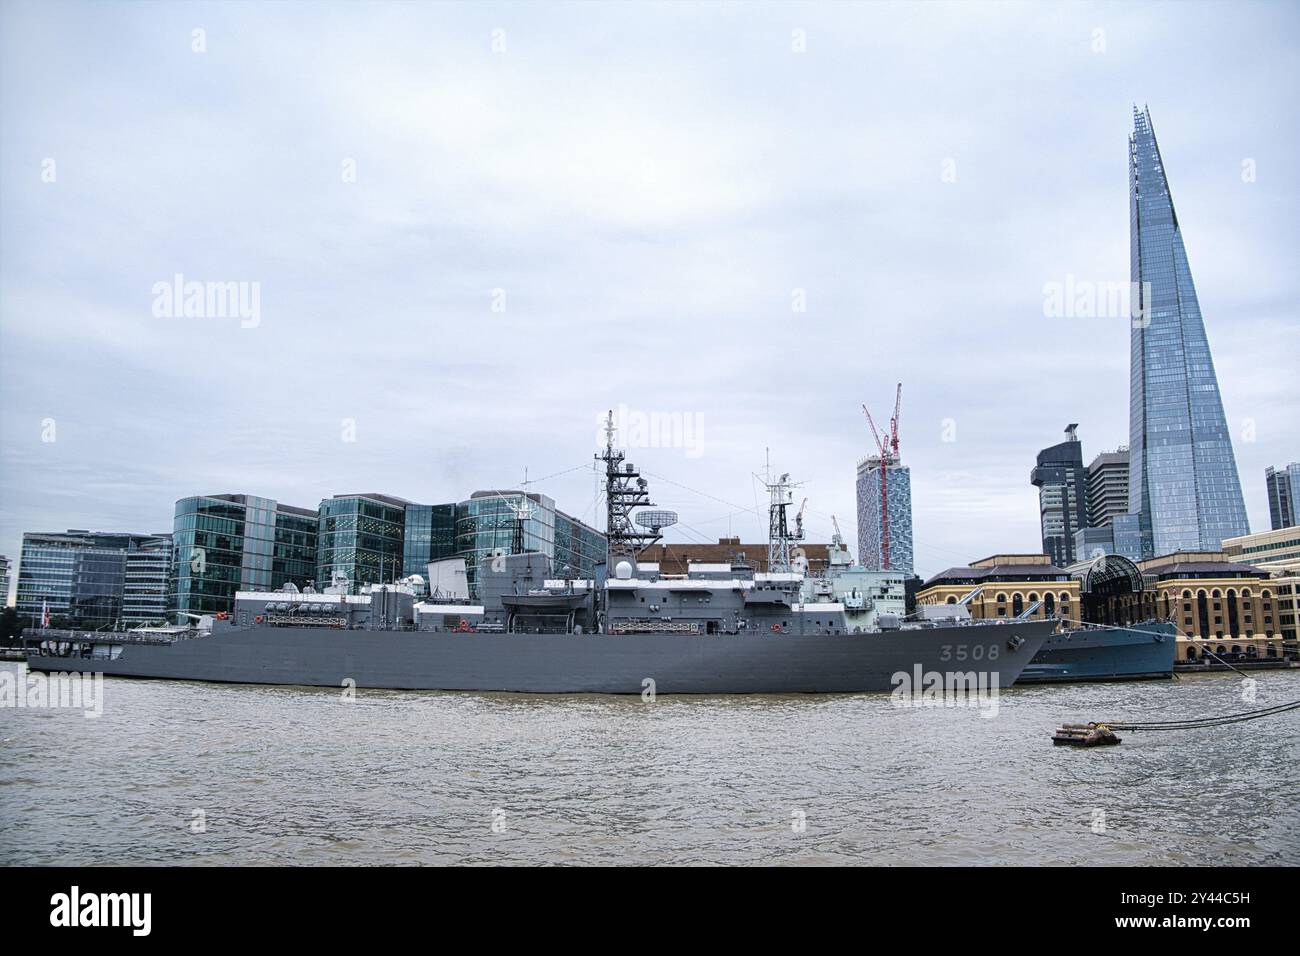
[[26, 619, 1054, 694], [1017, 621, 1176, 684]]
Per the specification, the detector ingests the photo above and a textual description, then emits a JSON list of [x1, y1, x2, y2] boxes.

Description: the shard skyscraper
[[1127, 106, 1249, 557]]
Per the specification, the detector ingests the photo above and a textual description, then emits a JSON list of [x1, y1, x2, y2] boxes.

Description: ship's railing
[[264, 613, 349, 629], [607, 620, 702, 634], [23, 627, 181, 651]]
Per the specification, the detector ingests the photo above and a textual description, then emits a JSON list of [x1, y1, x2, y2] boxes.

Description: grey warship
[[25, 427, 1054, 693]]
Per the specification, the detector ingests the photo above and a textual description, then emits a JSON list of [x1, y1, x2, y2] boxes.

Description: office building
[[1265, 463, 1300, 530], [17, 531, 161, 628], [1030, 425, 1087, 567], [171, 494, 320, 616]]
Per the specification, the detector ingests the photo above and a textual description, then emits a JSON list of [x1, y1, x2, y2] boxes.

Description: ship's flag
[[41, 599, 50, 628]]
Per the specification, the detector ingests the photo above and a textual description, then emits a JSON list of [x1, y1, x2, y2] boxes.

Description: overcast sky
[[2, 0, 1297, 600]]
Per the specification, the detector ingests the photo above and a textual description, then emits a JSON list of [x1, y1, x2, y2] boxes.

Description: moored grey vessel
[[23, 420, 1057, 694]]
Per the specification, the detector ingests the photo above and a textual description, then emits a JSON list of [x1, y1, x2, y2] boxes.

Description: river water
[[1, 662, 1297, 866]]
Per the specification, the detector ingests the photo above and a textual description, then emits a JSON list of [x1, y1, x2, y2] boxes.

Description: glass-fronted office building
[[171, 495, 320, 615], [1030, 430, 1087, 567], [122, 534, 173, 624], [316, 494, 409, 592], [402, 503, 457, 579], [455, 491, 604, 597], [1265, 463, 1300, 531], [1127, 107, 1249, 557], [16, 531, 166, 628]]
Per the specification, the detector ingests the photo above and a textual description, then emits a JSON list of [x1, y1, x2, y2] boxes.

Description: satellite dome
[[615, 560, 634, 580]]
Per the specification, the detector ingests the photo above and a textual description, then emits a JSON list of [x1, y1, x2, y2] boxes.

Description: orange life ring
[[255, 615, 264, 623], [771, 624, 782, 633]]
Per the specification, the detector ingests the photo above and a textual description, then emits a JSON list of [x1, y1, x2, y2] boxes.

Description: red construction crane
[[861, 383, 903, 570]]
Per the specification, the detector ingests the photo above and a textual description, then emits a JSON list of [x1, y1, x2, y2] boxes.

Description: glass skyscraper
[[1127, 107, 1249, 557]]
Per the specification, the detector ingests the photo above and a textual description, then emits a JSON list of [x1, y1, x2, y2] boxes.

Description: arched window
[[1045, 593, 1055, 615], [946, 596, 957, 604], [1012, 594, 1024, 617], [996, 593, 1006, 603], [1059, 592, 1070, 604]]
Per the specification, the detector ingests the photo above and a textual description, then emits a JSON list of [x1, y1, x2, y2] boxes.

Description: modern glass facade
[[554, 512, 606, 580], [316, 494, 408, 592], [455, 491, 604, 597], [402, 503, 457, 578], [1128, 107, 1249, 557], [855, 461, 914, 575], [16, 531, 162, 628], [122, 534, 172, 624], [171, 495, 319, 615]]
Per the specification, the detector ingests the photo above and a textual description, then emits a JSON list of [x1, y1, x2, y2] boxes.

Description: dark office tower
[[1031, 425, 1087, 567], [1266, 464, 1299, 530], [1127, 107, 1249, 556]]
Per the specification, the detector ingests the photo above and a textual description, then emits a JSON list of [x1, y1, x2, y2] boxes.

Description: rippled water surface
[[1, 662, 1297, 865]]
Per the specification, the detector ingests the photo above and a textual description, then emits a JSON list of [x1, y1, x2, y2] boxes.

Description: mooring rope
[[1097, 698, 1300, 732]]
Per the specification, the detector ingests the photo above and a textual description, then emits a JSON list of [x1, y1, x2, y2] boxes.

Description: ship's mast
[[598, 410, 663, 567], [763, 469, 804, 572]]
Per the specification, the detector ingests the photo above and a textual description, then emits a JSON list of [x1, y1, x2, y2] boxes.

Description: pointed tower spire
[[1126, 108, 1249, 556]]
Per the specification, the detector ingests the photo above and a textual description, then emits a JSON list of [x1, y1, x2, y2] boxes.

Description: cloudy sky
[[2, 0, 1297, 599]]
